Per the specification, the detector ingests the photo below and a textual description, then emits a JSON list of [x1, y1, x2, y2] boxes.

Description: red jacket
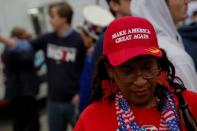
[[74, 90, 197, 131]]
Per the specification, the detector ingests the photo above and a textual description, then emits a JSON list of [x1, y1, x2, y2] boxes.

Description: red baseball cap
[[103, 16, 162, 66]]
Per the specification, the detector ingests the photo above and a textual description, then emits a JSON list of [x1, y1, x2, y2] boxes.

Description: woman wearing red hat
[[74, 16, 197, 131]]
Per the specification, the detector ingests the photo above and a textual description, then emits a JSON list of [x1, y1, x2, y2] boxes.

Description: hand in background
[[72, 94, 80, 108], [0, 34, 16, 47]]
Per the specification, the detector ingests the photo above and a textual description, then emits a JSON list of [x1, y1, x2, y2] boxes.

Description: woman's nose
[[133, 75, 147, 87]]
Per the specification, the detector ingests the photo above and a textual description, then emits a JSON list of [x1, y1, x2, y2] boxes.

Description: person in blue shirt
[[77, 26, 96, 112], [78, 5, 114, 112], [2, 27, 40, 131]]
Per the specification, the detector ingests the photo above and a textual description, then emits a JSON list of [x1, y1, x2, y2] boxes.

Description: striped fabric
[[115, 91, 180, 131]]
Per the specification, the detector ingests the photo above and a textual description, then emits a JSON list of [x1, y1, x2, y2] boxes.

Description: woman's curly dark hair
[[91, 49, 185, 111]]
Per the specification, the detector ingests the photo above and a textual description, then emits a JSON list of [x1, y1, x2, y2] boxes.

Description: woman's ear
[[106, 65, 114, 78]]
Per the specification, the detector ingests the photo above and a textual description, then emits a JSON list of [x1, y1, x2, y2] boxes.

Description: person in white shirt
[[131, 0, 197, 92]]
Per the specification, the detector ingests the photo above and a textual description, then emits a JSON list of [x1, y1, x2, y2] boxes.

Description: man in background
[[178, 1, 197, 71], [92, 0, 131, 76]]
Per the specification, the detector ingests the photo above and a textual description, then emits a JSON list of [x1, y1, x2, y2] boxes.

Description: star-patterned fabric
[[115, 91, 180, 131]]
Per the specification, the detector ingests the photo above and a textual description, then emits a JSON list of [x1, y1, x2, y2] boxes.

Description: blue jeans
[[47, 100, 76, 131]]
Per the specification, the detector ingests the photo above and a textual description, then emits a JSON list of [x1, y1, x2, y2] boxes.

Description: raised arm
[[0, 34, 16, 47]]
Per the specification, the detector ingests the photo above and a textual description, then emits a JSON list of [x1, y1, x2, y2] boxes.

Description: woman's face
[[166, 0, 190, 24], [108, 56, 160, 108]]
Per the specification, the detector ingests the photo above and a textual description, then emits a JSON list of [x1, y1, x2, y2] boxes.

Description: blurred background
[[0, 0, 197, 131], [0, 0, 109, 131]]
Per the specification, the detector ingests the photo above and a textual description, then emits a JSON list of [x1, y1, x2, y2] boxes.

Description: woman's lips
[[134, 89, 148, 96]]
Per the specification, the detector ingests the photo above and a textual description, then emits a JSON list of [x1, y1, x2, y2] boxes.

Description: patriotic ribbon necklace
[[115, 91, 180, 131]]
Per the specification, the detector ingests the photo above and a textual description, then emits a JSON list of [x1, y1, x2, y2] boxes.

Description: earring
[[101, 78, 119, 102]]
